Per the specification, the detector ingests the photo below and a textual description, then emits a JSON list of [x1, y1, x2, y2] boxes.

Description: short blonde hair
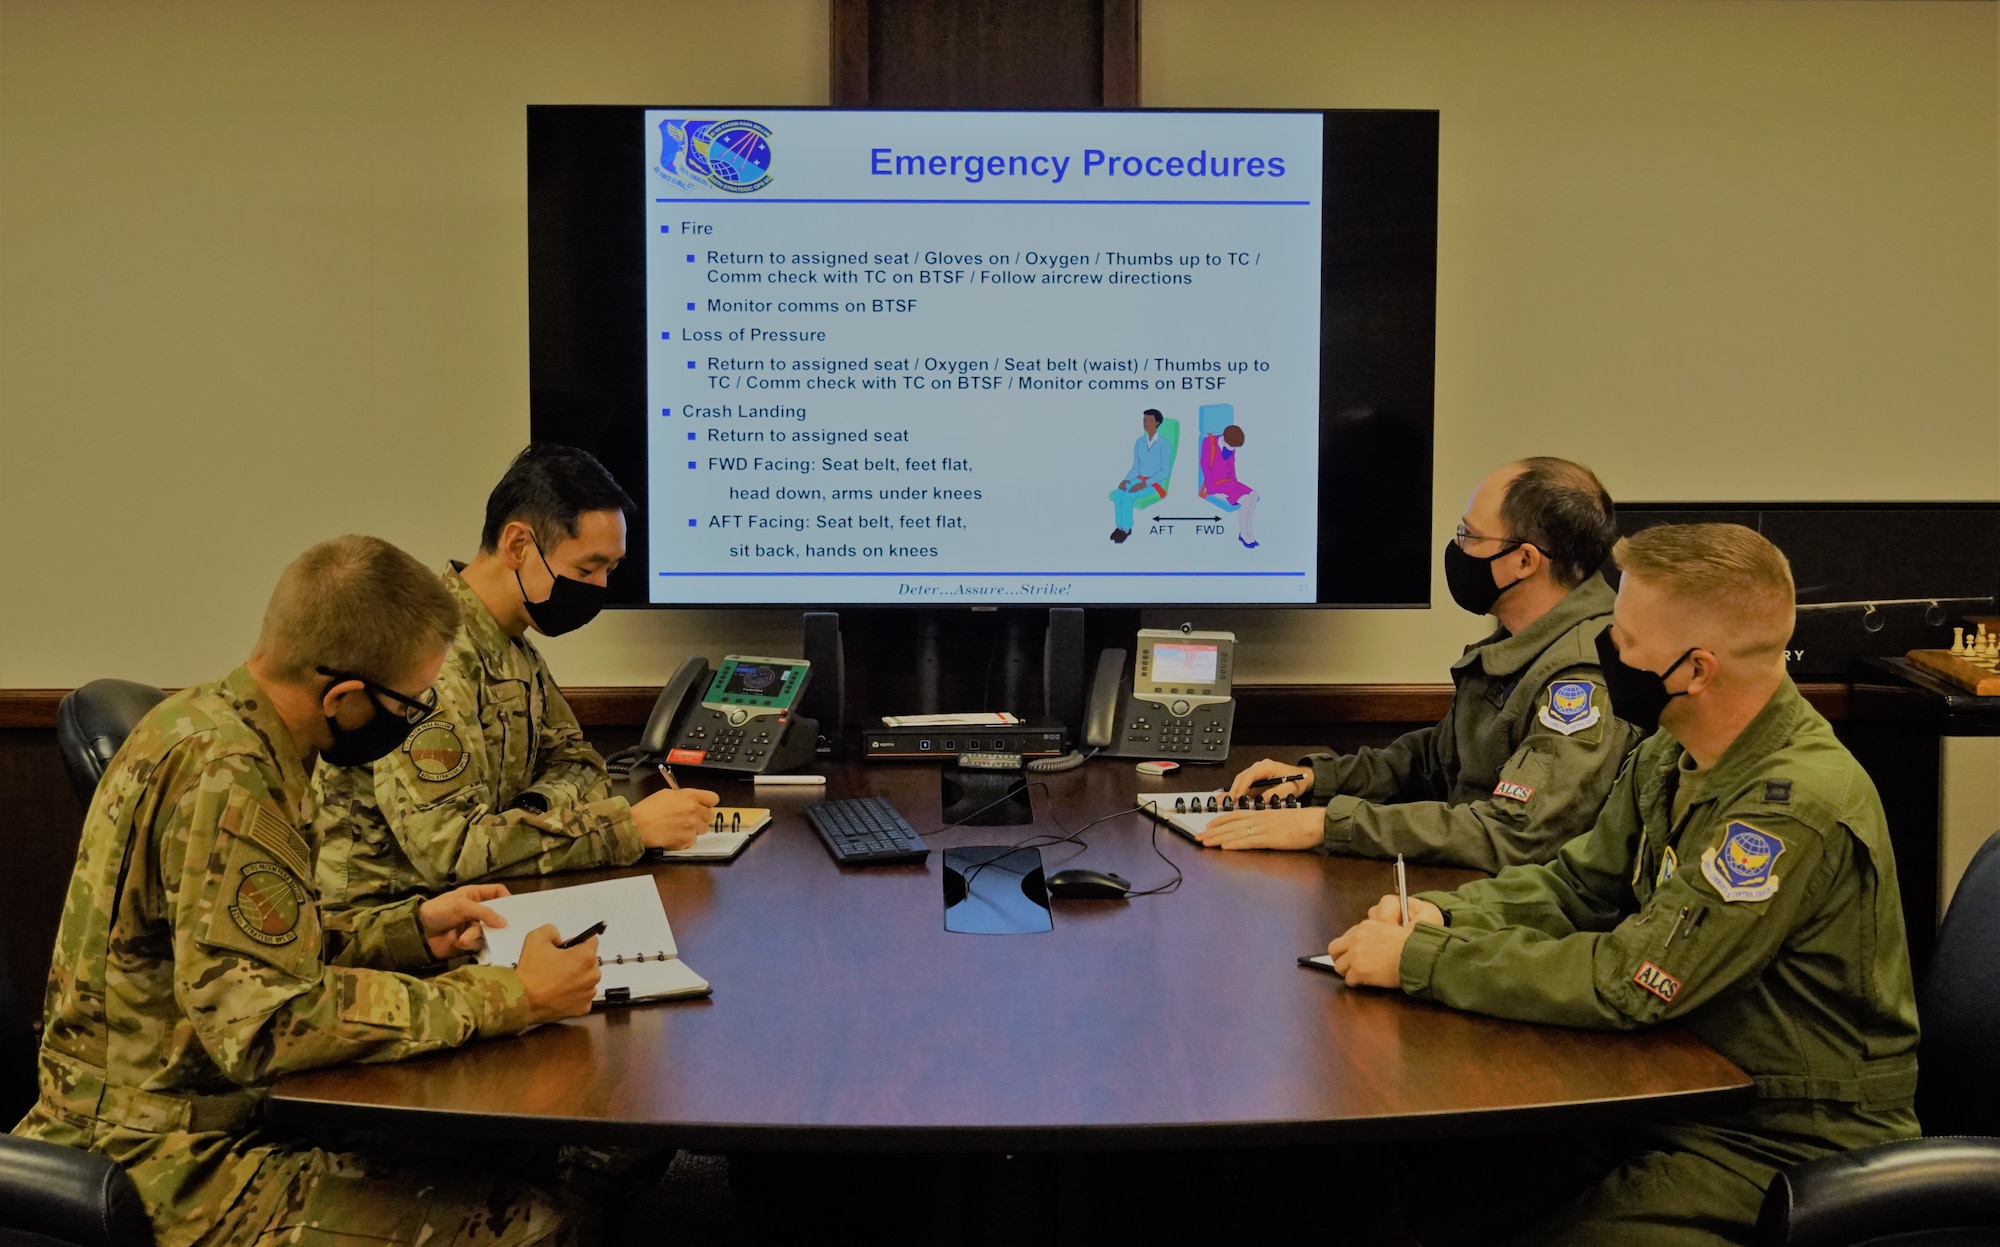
[[1612, 523, 1795, 660], [252, 535, 461, 684]]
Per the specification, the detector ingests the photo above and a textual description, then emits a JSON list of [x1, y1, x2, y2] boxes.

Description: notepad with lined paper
[[647, 806, 772, 862], [476, 875, 710, 1005]]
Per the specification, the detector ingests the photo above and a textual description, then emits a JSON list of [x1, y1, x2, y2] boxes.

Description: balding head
[[1494, 457, 1618, 588]]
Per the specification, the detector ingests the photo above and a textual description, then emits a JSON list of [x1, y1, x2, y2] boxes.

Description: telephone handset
[[1081, 630, 1236, 763], [609, 654, 820, 777]]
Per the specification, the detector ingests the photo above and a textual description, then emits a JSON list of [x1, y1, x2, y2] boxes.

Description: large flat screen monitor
[[529, 106, 1436, 608]]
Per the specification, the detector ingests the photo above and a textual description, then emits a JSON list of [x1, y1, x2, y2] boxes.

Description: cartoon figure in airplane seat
[[1199, 423, 1261, 549], [1108, 408, 1178, 542]]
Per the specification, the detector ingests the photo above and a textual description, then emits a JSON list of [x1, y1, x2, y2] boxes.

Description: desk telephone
[[1082, 629, 1236, 763], [618, 654, 820, 776]]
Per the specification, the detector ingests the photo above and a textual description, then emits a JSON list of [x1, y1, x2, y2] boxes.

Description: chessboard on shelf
[[1905, 624, 2000, 697]]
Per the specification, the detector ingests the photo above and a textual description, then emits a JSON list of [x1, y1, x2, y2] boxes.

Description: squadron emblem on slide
[[404, 722, 469, 783], [656, 118, 775, 194]]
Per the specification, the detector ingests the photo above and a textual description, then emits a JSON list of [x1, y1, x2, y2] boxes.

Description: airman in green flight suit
[[1326, 522, 1919, 1245]]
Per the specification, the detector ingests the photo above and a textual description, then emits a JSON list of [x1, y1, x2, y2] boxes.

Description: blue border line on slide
[[655, 198, 1311, 206], [658, 571, 1307, 578]]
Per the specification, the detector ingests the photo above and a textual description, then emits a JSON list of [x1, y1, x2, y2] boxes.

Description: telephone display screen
[[704, 658, 809, 709], [1150, 643, 1219, 685]]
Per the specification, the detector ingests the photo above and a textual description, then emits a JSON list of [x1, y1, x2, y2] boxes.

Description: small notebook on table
[[643, 806, 772, 863], [476, 875, 710, 1006]]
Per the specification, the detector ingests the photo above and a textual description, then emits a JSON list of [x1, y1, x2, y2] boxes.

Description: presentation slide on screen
[[644, 110, 1323, 604]]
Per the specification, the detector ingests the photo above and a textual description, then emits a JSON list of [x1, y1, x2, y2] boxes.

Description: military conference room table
[[268, 746, 1752, 1150]]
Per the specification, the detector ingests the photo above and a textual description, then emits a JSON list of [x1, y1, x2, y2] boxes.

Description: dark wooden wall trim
[[830, 0, 1139, 109], [0, 683, 1858, 731]]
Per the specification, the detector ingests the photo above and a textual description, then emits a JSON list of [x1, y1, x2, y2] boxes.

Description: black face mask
[[515, 538, 607, 637], [1443, 538, 1527, 616], [321, 691, 414, 767], [1594, 630, 1695, 734]]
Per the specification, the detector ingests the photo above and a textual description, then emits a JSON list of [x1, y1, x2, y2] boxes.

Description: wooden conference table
[[268, 747, 1751, 1151]]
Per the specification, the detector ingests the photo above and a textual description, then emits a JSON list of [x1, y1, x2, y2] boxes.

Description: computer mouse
[[1044, 868, 1132, 900]]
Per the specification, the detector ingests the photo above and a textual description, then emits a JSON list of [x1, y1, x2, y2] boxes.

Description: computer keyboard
[[805, 796, 931, 866]]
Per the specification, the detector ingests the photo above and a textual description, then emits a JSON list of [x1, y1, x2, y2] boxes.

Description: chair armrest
[[0, 1135, 152, 1247], [1757, 1136, 2000, 1247]]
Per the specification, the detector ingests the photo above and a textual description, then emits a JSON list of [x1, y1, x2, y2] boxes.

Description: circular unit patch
[[404, 721, 469, 782], [229, 863, 305, 946]]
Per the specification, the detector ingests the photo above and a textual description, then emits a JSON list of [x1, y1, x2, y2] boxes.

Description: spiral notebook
[[476, 876, 710, 1006], [644, 807, 772, 862]]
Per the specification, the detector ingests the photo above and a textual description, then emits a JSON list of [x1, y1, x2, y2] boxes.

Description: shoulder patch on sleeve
[[1701, 821, 1786, 902], [1494, 780, 1535, 803], [228, 862, 307, 946], [403, 721, 469, 783], [1633, 960, 1681, 1003], [1537, 680, 1601, 736]]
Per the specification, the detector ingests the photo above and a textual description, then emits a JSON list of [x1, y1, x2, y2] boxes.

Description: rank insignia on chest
[[404, 721, 469, 783], [1494, 779, 1535, 803], [1701, 821, 1786, 903], [1633, 960, 1681, 1003], [1537, 681, 1600, 736]]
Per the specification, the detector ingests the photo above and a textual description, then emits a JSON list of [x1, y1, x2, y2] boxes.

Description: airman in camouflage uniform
[[315, 445, 716, 910], [1208, 459, 1639, 871], [1325, 524, 1919, 1245], [314, 567, 644, 909], [14, 536, 599, 1246]]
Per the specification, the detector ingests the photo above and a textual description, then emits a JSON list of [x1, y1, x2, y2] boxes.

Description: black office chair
[[53, 681, 166, 810], [2, 681, 163, 1246], [1756, 828, 2000, 1246], [0, 1135, 153, 1247]]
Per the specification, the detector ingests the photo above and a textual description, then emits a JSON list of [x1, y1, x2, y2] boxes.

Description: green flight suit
[[13, 666, 577, 1247], [314, 566, 644, 910], [1306, 573, 1640, 872], [1398, 677, 1920, 1246]]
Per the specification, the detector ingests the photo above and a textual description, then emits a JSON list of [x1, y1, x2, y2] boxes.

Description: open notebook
[[645, 807, 773, 862], [477, 875, 710, 1006]]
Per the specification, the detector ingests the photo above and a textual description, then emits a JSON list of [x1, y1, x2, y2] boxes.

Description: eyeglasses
[[315, 667, 440, 725], [1453, 523, 1523, 553]]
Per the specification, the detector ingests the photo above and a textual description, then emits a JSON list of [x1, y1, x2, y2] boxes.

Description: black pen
[[1247, 772, 1308, 791], [556, 920, 606, 949]]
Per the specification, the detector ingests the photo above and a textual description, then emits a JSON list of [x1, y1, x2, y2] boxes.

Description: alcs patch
[[1633, 960, 1681, 1003], [404, 721, 468, 783], [1494, 780, 1535, 803], [1537, 681, 1601, 736], [1701, 821, 1786, 903], [228, 862, 306, 946]]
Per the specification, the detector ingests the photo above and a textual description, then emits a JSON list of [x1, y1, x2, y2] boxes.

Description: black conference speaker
[[801, 611, 845, 754], [1044, 607, 1085, 740]]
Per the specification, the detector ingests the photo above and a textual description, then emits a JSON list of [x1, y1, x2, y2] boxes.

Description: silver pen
[[1396, 853, 1410, 927]]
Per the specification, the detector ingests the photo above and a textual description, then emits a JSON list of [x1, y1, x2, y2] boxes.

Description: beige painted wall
[[2, 1, 1994, 690]]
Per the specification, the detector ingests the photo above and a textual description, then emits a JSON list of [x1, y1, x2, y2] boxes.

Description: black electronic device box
[[863, 718, 1068, 762], [624, 654, 820, 776], [1084, 629, 1237, 763]]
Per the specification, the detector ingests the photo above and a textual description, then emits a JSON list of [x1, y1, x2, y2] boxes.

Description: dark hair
[[1142, 408, 1163, 423], [1499, 457, 1617, 589], [479, 444, 636, 554]]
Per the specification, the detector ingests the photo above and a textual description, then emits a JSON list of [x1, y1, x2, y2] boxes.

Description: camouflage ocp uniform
[[314, 566, 643, 910], [12, 667, 575, 1247]]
